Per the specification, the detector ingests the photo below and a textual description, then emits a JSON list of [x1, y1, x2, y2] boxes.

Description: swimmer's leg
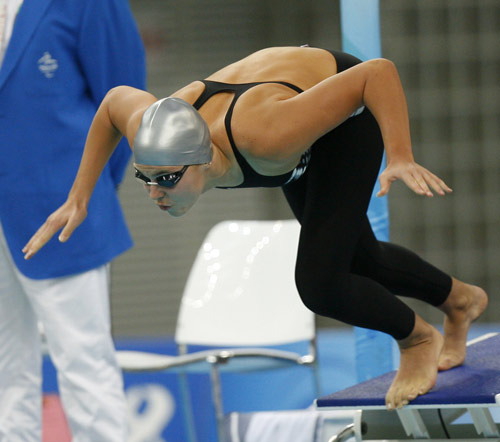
[[351, 226, 488, 373]]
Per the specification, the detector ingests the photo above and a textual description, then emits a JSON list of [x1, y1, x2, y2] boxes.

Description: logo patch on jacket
[[38, 52, 58, 78]]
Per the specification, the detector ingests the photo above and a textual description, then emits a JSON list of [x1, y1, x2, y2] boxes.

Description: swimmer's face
[[134, 163, 203, 216]]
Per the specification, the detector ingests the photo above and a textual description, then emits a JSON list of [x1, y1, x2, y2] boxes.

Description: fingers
[[376, 180, 391, 197], [410, 167, 453, 197], [381, 162, 453, 198], [58, 217, 80, 243], [22, 220, 60, 260], [377, 172, 394, 197], [424, 170, 453, 196], [22, 206, 85, 259], [409, 172, 433, 197]]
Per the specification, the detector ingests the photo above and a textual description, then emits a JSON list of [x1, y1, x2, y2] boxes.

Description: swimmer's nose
[[147, 184, 166, 200]]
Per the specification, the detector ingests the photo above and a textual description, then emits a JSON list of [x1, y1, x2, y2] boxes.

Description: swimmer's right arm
[[23, 86, 158, 259]]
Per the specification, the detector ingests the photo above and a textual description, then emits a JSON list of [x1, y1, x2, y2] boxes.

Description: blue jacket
[[0, 0, 146, 279]]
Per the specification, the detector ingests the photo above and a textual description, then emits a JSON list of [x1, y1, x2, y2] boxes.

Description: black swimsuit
[[192, 80, 311, 188], [192, 50, 452, 340]]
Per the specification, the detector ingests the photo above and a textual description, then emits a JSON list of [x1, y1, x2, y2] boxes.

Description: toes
[[387, 385, 422, 410], [386, 390, 395, 410], [386, 387, 400, 410], [418, 379, 434, 396], [390, 380, 432, 404], [395, 395, 409, 409], [407, 388, 418, 401], [399, 389, 418, 408]]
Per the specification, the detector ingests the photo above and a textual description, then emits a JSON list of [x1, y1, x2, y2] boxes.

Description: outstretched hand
[[22, 200, 88, 260], [377, 161, 452, 198]]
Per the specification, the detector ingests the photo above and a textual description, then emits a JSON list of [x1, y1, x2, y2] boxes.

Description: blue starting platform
[[316, 333, 500, 441]]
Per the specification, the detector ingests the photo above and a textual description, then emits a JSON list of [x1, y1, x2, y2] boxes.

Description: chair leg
[[309, 337, 322, 398], [209, 362, 226, 442], [178, 372, 199, 442]]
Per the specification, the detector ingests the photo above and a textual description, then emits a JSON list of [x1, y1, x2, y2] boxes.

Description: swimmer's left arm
[[255, 58, 452, 197]]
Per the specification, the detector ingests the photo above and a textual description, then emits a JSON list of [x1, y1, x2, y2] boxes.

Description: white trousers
[[0, 225, 128, 442]]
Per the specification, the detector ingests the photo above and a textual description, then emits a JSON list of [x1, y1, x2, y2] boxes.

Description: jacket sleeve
[[77, 0, 146, 187]]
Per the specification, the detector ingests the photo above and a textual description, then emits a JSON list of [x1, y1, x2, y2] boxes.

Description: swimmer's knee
[[294, 269, 349, 316]]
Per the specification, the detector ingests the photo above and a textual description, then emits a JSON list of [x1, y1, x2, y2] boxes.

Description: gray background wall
[[110, 0, 500, 336]]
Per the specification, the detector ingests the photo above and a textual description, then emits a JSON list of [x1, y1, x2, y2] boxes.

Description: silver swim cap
[[133, 97, 212, 166]]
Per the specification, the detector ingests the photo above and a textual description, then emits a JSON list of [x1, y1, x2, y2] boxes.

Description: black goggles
[[134, 165, 189, 188]]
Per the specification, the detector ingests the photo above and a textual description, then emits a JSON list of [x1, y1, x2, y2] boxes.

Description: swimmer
[[22, 47, 487, 409]]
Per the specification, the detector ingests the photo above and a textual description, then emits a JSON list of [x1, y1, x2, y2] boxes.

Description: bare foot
[[386, 315, 443, 410], [438, 278, 488, 371]]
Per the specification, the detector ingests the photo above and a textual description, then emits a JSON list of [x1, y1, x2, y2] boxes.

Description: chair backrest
[[175, 220, 314, 347]]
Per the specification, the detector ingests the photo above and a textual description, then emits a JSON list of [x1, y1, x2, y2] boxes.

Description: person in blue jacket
[[0, 0, 145, 440]]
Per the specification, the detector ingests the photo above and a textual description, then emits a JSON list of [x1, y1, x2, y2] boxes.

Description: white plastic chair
[[117, 220, 320, 442]]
